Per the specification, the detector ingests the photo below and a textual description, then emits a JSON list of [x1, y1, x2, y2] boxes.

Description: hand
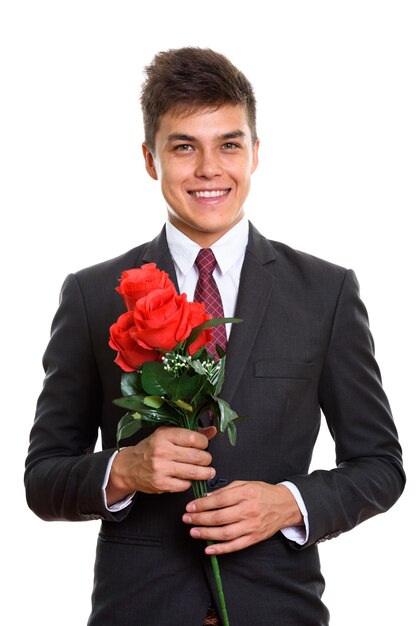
[[182, 481, 304, 555], [106, 426, 217, 505]]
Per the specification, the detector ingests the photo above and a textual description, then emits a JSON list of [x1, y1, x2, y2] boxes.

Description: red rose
[[131, 286, 212, 354], [109, 278, 213, 371], [116, 263, 174, 311], [109, 311, 160, 372]]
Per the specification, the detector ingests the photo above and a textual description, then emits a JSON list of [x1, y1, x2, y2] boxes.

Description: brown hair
[[141, 47, 257, 154]]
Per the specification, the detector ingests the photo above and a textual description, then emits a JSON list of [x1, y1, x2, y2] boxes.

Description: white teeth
[[190, 190, 229, 198]]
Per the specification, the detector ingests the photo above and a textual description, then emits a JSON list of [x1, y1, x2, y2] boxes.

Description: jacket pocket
[[254, 359, 314, 380], [98, 531, 162, 547]]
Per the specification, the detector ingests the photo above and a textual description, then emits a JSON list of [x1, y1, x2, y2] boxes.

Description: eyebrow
[[166, 130, 246, 143]]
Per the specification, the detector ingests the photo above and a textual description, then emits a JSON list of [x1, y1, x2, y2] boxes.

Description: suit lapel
[[221, 224, 277, 404]]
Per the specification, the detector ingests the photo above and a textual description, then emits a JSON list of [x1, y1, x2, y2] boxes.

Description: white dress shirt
[[166, 218, 247, 339], [103, 218, 308, 545]]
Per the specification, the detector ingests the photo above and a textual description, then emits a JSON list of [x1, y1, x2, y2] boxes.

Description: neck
[[167, 214, 244, 247]]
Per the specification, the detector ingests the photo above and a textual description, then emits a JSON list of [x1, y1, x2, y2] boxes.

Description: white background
[[1, 1, 417, 624]]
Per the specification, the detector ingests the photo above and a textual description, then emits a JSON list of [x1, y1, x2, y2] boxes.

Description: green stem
[[207, 542, 230, 626], [194, 480, 230, 626]]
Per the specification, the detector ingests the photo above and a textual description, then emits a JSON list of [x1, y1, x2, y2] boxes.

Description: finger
[[182, 501, 245, 528], [161, 427, 212, 450], [198, 426, 217, 441], [188, 520, 249, 543], [186, 482, 246, 513], [140, 474, 193, 494], [171, 461, 216, 483], [170, 445, 213, 467], [204, 535, 254, 555], [161, 477, 193, 493], [216, 480, 246, 491]]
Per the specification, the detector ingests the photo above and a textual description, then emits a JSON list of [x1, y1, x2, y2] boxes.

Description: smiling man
[[142, 105, 259, 246], [25, 48, 405, 626]]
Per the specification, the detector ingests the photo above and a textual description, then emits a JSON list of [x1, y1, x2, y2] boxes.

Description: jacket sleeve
[[24, 273, 134, 522], [287, 269, 405, 548]]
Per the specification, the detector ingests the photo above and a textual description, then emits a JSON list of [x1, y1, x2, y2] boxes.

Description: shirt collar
[[166, 218, 249, 276]]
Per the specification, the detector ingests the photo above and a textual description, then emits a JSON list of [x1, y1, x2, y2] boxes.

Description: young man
[[25, 48, 405, 626]]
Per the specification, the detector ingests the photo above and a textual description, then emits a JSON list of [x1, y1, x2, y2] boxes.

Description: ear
[[142, 143, 158, 180], [251, 139, 260, 174]]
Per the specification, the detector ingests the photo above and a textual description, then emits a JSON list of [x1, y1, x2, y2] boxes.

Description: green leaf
[[113, 394, 180, 424], [113, 394, 146, 412], [143, 396, 165, 409], [215, 345, 226, 359], [139, 413, 176, 425], [189, 359, 207, 375], [214, 397, 239, 433], [141, 361, 175, 396], [227, 420, 237, 446], [185, 318, 242, 350], [116, 412, 144, 447], [190, 376, 209, 407], [121, 371, 142, 397], [209, 356, 225, 395], [168, 372, 207, 402]]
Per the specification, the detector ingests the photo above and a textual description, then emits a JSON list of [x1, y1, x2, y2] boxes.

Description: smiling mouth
[[188, 189, 231, 198]]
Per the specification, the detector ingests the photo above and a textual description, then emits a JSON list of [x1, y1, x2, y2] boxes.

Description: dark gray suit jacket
[[25, 223, 405, 625]]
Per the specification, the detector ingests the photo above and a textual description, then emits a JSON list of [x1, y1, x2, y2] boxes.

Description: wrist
[[106, 448, 135, 506], [274, 483, 304, 527]]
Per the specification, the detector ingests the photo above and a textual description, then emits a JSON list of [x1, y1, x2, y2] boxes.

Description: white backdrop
[[1, 1, 416, 624]]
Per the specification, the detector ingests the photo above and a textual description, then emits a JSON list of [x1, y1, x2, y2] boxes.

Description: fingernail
[[206, 547, 215, 554], [186, 503, 196, 512], [183, 515, 192, 523], [190, 528, 200, 538], [210, 468, 216, 478]]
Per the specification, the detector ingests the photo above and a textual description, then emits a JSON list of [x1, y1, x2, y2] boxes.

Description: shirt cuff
[[102, 450, 135, 512], [278, 480, 309, 545]]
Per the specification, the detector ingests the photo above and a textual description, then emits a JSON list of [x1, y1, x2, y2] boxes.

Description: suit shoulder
[[249, 224, 348, 281], [266, 238, 348, 281], [71, 242, 150, 290]]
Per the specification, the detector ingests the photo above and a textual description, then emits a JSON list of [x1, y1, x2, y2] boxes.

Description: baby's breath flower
[[162, 351, 193, 376]]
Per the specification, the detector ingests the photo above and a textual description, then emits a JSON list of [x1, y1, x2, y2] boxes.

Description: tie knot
[[195, 248, 217, 276]]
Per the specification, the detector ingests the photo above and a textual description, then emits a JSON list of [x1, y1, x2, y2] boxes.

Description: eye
[[222, 142, 240, 150], [174, 144, 194, 151]]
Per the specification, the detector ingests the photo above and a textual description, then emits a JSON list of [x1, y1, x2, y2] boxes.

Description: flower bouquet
[[109, 263, 243, 626]]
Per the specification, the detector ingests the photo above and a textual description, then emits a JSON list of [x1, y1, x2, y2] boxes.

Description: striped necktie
[[194, 248, 227, 357]]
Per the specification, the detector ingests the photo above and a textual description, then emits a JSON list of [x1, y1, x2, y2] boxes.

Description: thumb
[[198, 425, 217, 442]]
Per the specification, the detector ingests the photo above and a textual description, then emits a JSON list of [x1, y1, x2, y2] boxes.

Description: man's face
[[142, 104, 259, 246]]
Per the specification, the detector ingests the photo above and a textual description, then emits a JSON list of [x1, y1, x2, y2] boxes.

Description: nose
[[194, 148, 222, 178]]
